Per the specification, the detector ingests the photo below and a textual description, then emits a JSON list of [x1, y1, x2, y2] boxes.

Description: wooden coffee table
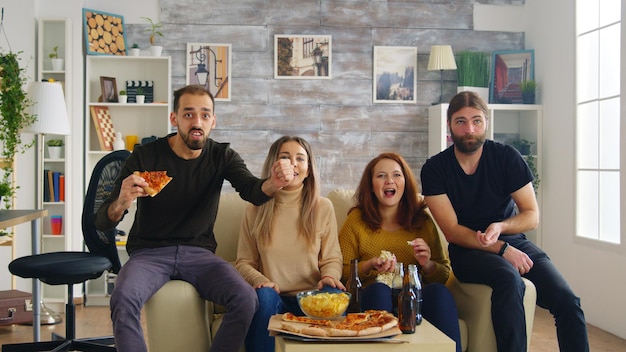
[[274, 319, 455, 352]]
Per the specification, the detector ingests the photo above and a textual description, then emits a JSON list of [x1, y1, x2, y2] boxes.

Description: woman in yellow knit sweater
[[236, 136, 344, 352], [339, 152, 461, 352]]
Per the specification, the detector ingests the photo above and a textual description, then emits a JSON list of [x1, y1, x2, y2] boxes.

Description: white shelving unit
[[428, 103, 543, 246], [84, 55, 171, 305], [36, 17, 73, 311]]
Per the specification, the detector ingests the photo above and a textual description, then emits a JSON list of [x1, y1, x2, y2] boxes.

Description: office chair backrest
[[82, 150, 130, 274]]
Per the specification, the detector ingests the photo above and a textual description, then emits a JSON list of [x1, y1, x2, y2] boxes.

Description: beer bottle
[[346, 259, 362, 313], [398, 263, 417, 333]]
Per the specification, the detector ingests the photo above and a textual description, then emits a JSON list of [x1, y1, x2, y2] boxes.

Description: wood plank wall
[[124, 0, 524, 195]]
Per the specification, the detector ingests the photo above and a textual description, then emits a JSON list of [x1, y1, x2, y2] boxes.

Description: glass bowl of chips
[[296, 290, 351, 319]]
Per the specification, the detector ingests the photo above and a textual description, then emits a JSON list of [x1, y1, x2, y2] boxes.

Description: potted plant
[[118, 90, 128, 104], [49, 45, 64, 71], [511, 138, 540, 193], [519, 80, 537, 104], [0, 51, 37, 210], [135, 87, 145, 104], [141, 17, 164, 56], [456, 51, 490, 102], [46, 139, 64, 159], [129, 43, 140, 57]]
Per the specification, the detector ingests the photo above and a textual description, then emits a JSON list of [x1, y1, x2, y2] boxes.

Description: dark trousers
[[449, 234, 589, 352], [110, 245, 257, 352], [362, 282, 462, 352]]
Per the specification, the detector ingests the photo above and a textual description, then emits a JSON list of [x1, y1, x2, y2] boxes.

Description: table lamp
[[23, 80, 71, 325], [427, 45, 457, 105]]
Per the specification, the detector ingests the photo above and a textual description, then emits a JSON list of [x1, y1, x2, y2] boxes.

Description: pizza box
[[268, 314, 402, 341]]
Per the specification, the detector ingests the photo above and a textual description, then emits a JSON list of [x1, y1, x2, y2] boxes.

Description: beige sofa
[[145, 190, 537, 352]]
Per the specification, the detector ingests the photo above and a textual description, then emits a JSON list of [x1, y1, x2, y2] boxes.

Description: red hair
[[352, 152, 427, 231]]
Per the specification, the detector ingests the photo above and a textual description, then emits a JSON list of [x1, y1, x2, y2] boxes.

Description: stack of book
[[43, 170, 65, 202]]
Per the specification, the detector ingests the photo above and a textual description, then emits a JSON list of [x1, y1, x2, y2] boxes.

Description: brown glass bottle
[[346, 259, 362, 313], [398, 262, 417, 334]]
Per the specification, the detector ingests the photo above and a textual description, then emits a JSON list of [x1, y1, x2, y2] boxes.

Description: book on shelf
[[53, 172, 60, 202], [43, 169, 50, 202], [59, 174, 65, 202], [47, 170, 54, 202]]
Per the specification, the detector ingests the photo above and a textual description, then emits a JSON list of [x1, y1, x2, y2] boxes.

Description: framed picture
[[100, 76, 118, 103], [186, 43, 232, 101], [490, 50, 535, 104], [274, 35, 332, 79], [83, 8, 127, 56], [373, 46, 417, 104]]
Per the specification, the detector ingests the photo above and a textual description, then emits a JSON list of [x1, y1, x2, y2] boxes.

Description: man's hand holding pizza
[[108, 173, 150, 222]]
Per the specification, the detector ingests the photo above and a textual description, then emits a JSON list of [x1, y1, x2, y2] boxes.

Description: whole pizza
[[280, 310, 398, 337]]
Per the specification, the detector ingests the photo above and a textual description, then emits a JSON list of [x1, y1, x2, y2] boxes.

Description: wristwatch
[[498, 242, 509, 256]]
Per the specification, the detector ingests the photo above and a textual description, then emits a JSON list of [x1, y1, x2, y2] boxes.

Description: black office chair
[[3, 150, 130, 352]]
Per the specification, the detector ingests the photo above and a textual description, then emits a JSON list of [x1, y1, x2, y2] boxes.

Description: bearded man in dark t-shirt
[[420, 91, 588, 352]]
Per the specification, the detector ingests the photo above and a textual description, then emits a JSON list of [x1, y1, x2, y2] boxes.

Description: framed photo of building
[[490, 50, 535, 104], [186, 43, 232, 101], [373, 46, 417, 104], [274, 35, 332, 79], [83, 8, 127, 56]]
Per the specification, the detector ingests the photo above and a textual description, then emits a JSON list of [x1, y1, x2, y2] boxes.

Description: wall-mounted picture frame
[[83, 8, 127, 56], [274, 35, 332, 79], [490, 49, 535, 104], [373, 46, 417, 104], [186, 43, 232, 101], [100, 76, 118, 103]]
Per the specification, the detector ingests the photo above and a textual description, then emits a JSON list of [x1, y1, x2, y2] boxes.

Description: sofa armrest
[[447, 275, 536, 352], [145, 280, 212, 352]]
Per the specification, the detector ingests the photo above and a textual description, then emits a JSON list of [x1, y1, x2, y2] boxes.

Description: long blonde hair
[[253, 136, 320, 248]]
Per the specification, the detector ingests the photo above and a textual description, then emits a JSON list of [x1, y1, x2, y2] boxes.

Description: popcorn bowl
[[296, 290, 351, 319]]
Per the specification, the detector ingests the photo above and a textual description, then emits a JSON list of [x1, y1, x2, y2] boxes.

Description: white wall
[[524, 0, 626, 339]]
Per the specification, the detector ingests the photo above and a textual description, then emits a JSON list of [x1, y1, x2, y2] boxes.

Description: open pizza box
[[268, 314, 403, 342]]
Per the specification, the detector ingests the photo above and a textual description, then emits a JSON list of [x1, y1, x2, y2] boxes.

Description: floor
[[1, 305, 625, 351]]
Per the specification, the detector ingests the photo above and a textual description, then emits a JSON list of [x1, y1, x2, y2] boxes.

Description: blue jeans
[[361, 282, 462, 352], [450, 234, 589, 352], [110, 245, 257, 352], [245, 285, 342, 352]]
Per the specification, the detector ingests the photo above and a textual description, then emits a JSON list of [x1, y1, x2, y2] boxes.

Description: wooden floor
[[1, 305, 625, 351]]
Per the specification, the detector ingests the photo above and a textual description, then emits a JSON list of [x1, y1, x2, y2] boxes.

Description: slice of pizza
[[133, 171, 173, 197]]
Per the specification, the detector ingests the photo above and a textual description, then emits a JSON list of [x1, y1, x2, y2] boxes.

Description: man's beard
[[180, 128, 207, 150], [450, 131, 486, 153]]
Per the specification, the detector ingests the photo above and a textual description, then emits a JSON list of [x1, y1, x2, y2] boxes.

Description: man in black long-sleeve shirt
[[96, 85, 294, 352]]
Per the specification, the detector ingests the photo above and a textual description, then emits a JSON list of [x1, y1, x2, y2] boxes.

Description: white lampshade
[[24, 81, 71, 135], [427, 45, 457, 71]]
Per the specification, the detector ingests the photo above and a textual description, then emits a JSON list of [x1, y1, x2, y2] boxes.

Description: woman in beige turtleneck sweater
[[235, 136, 344, 352]]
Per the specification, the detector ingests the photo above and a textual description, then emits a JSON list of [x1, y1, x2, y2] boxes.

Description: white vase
[[119, 95, 128, 104], [47, 146, 63, 159], [150, 45, 163, 57], [129, 48, 140, 56], [457, 86, 490, 103], [136, 95, 146, 104], [51, 58, 64, 71]]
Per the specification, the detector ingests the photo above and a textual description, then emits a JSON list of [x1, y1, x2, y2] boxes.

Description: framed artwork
[[274, 35, 332, 79], [186, 43, 232, 101], [100, 76, 118, 103], [90, 106, 116, 151], [83, 8, 127, 56], [490, 50, 535, 104], [373, 46, 417, 104]]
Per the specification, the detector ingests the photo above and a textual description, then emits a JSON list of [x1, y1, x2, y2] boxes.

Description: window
[[575, 0, 621, 244]]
